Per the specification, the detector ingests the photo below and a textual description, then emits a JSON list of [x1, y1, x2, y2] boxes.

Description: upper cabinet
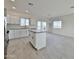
[[7, 15, 20, 24]]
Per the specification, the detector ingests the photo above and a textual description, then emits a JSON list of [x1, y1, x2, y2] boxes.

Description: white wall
[[7, 11, 37, 28], [7, 11, 32, 24], [49, 14, 74, 37]]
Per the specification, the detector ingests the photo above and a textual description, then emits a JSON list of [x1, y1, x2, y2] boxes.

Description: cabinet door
[[9, 30, 15, 39], [19, 29, 25, 37], [36, 33, 46, 49], [14, 30, 16, 38], [26, 30, 28, 36], [18, 30, 22, 37], [15, 30, 20, 38], [22, 29, 27, 37]]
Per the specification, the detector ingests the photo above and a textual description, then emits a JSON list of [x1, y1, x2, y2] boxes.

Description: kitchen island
[[30, 30, 46, 50]]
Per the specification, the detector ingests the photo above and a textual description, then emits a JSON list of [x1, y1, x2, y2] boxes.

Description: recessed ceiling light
[[11, 0, 15, 2], [12, 6, 16, 9], [25, 10, 29, 12]]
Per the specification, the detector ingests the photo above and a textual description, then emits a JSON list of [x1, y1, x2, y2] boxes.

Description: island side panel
[[36, 32, 46, 50]]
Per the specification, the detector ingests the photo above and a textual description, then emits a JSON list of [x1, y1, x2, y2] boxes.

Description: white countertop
[[29, 29, 46, 33]]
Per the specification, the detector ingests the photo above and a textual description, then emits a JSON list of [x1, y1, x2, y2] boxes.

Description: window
[[53, 21, 62, 28], [20, 18, 26, 26], [20, 18, 30, 26], [37, 21, 46, 30], [37, 21, 41, 30], [42, 22, 46, 30], [25, 19, 30, 25]]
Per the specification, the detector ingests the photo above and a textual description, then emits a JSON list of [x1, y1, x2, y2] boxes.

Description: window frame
[[20, 18, 30, 26], [53, 20, 62, 29], [37, 21, 47, 30]]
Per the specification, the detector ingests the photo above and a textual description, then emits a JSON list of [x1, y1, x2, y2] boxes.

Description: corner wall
[[49, 14, 74, 37]]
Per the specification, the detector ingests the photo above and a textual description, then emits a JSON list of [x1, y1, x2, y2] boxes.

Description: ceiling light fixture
[[12, 6, 16, 9], [11, 0, 15, 2], [25, 10, 29, 12]]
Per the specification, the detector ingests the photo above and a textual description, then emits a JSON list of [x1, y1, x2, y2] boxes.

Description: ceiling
[[4, 0, 74, 18]]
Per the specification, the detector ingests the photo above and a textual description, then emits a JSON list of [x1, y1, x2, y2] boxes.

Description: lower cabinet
[[14, 30, 20, 38], [30, 32, 46, 50], [9, 30, 15, 39], [9, 29, 29, 39]]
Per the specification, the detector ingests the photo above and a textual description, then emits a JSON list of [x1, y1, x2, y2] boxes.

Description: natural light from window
[[37, 21, 46, 30], [20, 18, 30, 26], [53, 21, 62, 29]]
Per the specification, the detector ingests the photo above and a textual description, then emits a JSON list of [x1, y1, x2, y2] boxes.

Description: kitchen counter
[[9, 28, 29, 39], [30, 29, 46, 50], [29, 29, 46, 33]]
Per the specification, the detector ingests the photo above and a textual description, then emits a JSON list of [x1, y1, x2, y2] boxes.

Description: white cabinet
[[9, 30, 15, 39], [36, 33, 46, 49], [9, 29, 29, 39], [20, 29, 26, 37], [26, 29, 29, 36], [14, 30, 20, 38], [30, 30, 46, 50]]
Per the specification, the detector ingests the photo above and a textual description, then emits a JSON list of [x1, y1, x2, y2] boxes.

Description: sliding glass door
[[37, 21, 47, 30]]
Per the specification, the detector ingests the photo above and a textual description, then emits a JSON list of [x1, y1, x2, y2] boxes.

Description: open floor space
[[6, 33, 74, 59]]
